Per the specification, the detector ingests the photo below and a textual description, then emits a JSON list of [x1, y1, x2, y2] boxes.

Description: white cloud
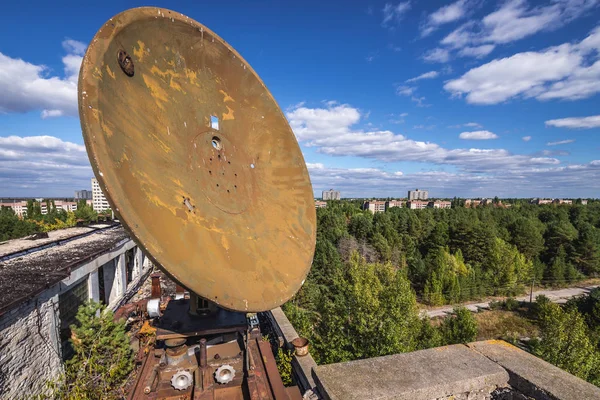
[[442, 0, 598, 48], [0, 135, 93, 196], [40, 109, 65, 119], [458, 44, 495, 58], [382, 1, 411, 28], [286, 103, 560, 174], [0, 39, 86, 119], [444, 27, 600, 104], [62, 39, 87, 56], [411, 96, 430, 107], [546, 115, 600, 129], [429, 0, 598, 64], [522, 136, 532, 141], [420, 0, 473, 37], [396, 85, 416, 96], [400, 112, 409, 117], [422, 48, 451, 63], [459, 130, 498, 140], [449, 122, 483, 129], [406, 71, 439, 82], [413, 124, 436, 130], [547, 139, 575, 146], [307, 161, 600, 198]]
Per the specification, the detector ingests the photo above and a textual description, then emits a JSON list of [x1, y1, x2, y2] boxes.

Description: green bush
[[504, 297, 520, 311], [276, 347, 294, 386], [50, 301, 134, 399], [440, 306, 478, 344]]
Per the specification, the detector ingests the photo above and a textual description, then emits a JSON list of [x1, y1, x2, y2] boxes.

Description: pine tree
[[52, 301, 133, 399]]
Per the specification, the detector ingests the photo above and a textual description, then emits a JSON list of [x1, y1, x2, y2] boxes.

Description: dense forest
[[283, 200, 600, 371], [0, 199, 103, 241]]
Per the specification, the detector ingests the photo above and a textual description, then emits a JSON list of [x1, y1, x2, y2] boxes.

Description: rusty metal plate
[[78, 7, 316, 312]]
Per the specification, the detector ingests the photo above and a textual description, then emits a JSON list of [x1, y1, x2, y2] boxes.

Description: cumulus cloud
[[406, 71, 439, 82], [0, 39, 85, 119], [382, 1, 411, 28], [522, 136, 532, 141], [307, 161, 600, 198], [546, 115, 600, 129], [0, 135, 93, 196], [459, 130, 498, 140], [547, 139, 575, 146], [444, 27, 600, 104], [286, 103, 559, 174], [420, 0, 474, 37]]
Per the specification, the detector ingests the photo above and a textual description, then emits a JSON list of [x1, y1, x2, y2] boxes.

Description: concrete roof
[[0, 225, 130, 315]]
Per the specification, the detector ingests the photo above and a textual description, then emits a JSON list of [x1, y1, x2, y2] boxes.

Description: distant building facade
[[315, 201, 327, 208], [0, 200, 27, 217], [92, 178, 111, 211], [322, 189, 341, 201], [531, 198, 553, 205], [553, 199, 573, 205], [408, 189, 428, 201], [385, 200, 404, 210], [75, 190, 93, 200], [407, 201, 429, 210], [364, 201, 386, 213], [429, 201, 451, 209]]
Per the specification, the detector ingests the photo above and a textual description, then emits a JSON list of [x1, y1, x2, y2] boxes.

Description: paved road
[[423, 285, 599, 318]]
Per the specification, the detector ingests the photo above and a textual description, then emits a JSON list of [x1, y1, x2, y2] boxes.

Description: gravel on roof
[[0, 226, 130, 315]]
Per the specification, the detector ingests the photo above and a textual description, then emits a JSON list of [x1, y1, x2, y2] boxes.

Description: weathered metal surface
[[78, 7, 316, 312]]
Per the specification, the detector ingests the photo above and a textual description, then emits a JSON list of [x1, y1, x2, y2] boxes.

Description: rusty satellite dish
[[78, 7, 316, 312]]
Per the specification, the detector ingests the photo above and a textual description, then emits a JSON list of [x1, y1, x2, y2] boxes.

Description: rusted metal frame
[[257, 340, 290, 400]]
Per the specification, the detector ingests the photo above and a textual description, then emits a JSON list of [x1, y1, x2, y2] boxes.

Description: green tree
[[440, 306, 478, 344], [74, 200, 98, 224], [312, 252, 421, 363], [416, 318, 445, 349], [508, 217, 545, 260], [51, 301, 133, 399], [533, 299, 600, 384], [573, 223, 600, 275]]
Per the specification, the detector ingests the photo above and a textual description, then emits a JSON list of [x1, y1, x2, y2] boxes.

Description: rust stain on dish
[[78, 7, 316, 312]]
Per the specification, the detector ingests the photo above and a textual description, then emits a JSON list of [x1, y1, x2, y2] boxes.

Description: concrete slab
[[469, 340, 600, 400], [313, 344, 509, 400]]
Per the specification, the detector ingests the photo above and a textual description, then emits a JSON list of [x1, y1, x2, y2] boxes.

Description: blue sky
[[0, 0, 599, 198]]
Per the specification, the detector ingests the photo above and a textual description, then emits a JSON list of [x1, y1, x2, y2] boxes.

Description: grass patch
[[474, 309, 538, 343]]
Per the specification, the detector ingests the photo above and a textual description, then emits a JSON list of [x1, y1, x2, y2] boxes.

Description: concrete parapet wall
[[267, 307, 319, 396], [469, 340, 600, 400], [265, 305, 600, 400], [314, 344, 509, 400]]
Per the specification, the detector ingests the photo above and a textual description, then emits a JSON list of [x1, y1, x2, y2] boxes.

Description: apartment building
[[92, 178, 111, 211]]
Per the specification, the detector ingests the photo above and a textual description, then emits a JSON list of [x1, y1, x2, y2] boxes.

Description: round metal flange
[[215, 364, 236, 384], [78, 7, 316, 312], [171, 370, 193, 390]]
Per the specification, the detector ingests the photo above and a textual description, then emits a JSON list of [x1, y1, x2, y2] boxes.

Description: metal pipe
[[143, 365, 159, 394], [199, 338, 207, 368]]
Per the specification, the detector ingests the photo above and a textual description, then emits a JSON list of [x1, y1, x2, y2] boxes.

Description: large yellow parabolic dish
[[78, 7, 316, 312]]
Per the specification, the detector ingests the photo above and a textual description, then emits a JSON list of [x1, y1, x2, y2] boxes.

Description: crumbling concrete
[[469, 340, 600, 400]]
